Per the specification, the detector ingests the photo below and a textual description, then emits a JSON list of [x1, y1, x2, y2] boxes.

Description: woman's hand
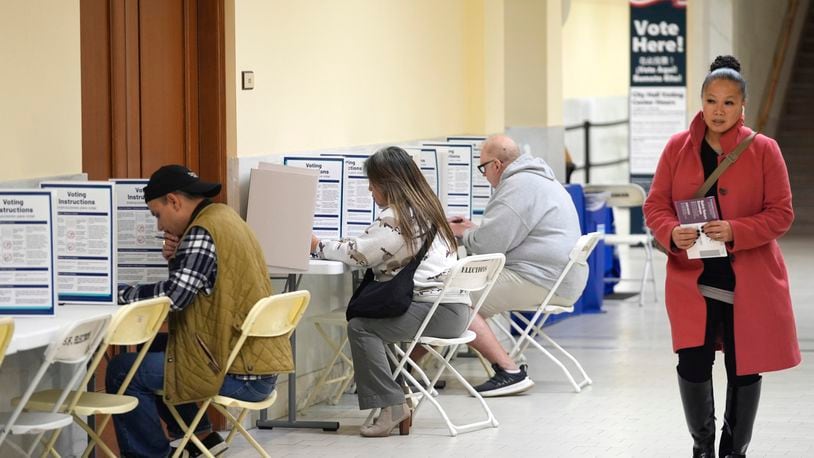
[[702, 220, 733, 243], [671, 225, 699, 251], [161, 233, 181, 261], [310, 234, 320, 253]]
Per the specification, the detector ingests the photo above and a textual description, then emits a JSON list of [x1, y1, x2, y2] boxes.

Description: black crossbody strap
[[361, 229, 434, 281], [415, 229, 436, 260], [693, 132, 758, 199]]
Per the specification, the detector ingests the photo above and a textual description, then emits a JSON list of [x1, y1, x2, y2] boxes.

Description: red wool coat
[[644, 111, 801, 375]]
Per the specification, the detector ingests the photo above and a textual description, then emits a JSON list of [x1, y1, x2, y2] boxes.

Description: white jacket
[[317, 207, 469, 304]]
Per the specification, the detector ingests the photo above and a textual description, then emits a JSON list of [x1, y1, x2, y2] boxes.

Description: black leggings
[[677, 297, 761, 386]]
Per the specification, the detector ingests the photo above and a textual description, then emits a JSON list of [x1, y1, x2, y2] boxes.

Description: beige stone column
[[503, 0, 565, 180], [482, 0, 506, 136], [686, 0, 733, 117]]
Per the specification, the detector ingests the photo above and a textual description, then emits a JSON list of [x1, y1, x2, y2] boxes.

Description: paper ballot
[[248, 163, 318, 272], [675, 196, 727, 259], [0, 190, 57, 315]]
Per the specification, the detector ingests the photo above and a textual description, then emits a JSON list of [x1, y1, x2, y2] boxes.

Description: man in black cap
[[106, 165, 293, 457]]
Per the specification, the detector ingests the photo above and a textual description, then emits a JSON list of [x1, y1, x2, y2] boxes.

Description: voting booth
[[246, 163, 319, 273]]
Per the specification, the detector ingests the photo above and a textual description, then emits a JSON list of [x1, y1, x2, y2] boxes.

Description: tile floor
[[229, 236, 814, 457]]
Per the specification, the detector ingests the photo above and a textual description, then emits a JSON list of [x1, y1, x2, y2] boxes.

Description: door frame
[[80, 0, 227, 201]]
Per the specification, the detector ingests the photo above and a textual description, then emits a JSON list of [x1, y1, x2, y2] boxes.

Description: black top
[[698, 139, 736, 291]]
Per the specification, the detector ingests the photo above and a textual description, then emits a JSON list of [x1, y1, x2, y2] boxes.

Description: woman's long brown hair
[[364, 146, 457, 254]]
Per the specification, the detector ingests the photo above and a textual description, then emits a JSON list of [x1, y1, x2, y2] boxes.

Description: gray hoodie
[[462, 153, 588, 300]]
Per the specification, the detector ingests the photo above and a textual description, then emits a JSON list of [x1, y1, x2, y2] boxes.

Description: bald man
[[449, 134, 587, 396]]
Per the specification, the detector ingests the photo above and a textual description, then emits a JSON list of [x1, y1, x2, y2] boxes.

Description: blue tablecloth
[[565, 184, 609, 314]]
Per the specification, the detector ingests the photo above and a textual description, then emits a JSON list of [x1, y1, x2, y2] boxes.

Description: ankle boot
[[719, 377, 761, 458], [360, 402, 411, 437], [677, 374, 716, 457]]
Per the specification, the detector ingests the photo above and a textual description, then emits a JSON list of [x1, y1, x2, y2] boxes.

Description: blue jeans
[[106, 352, 277, 458]]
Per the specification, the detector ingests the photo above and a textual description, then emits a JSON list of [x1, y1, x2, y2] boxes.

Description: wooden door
[[80, 0, 226, 201], [79, 1, 228, 451]]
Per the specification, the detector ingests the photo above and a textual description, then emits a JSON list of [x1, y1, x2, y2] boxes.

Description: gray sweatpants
[[347, 301, 471, 410]]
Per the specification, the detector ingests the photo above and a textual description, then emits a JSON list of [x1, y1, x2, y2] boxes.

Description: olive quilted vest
[[163, 204, 293, 404]]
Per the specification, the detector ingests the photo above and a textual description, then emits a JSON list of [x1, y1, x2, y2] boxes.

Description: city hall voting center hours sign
[[629, 0, 687, 178]]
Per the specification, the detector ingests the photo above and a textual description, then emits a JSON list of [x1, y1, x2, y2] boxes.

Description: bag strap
[[361, 229, 435, 278], [415, 229, 436, 261], [693, 131, 757, 199]]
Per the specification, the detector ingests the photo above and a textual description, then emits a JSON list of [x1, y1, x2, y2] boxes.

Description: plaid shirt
[[118, 226, 217, 312]]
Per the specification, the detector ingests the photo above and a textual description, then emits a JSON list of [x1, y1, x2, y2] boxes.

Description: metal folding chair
[[584, 183, 659, 306], [165, 290, 310, 458], [298, 309, 355, 411], [491, 232, 601, 393], [367, 253, 505, 437], [21, 297, 171, 458], [1, 314, 110, 457]]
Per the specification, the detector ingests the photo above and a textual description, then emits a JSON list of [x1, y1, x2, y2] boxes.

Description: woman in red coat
[[644, 55, 800, 458]]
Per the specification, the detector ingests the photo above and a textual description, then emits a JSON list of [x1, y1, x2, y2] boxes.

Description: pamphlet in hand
[[674, 196, 727, 259]]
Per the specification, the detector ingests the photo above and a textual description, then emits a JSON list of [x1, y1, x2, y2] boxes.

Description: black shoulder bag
[[346, 233, 434, 321]]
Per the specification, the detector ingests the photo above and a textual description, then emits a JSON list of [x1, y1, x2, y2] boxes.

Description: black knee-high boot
[[718, 377, 762, 458], [678, 374, 716, 457]]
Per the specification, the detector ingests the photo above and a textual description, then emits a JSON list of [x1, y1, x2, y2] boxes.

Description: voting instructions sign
[[1, 190, 57, 315]]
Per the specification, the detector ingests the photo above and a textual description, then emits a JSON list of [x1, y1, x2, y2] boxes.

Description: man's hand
[[161, 233, 181, 261], [310, 234, 320, 253], [671, 225, 699, 251], [447, 216, 476, 238]]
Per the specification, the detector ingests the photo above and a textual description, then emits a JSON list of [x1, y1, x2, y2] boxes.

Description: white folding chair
[[1, 314, 110, 457], [166, 290, 310, 458], [584, 183, 658, 306], [298, 309, 355, 411], [490, 232, 601, 393], [20, 298, 171, 458], [367, 253, 506, 437]]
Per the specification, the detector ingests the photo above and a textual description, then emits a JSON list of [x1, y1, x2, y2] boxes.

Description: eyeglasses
[[477, 160, 497, 175]]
